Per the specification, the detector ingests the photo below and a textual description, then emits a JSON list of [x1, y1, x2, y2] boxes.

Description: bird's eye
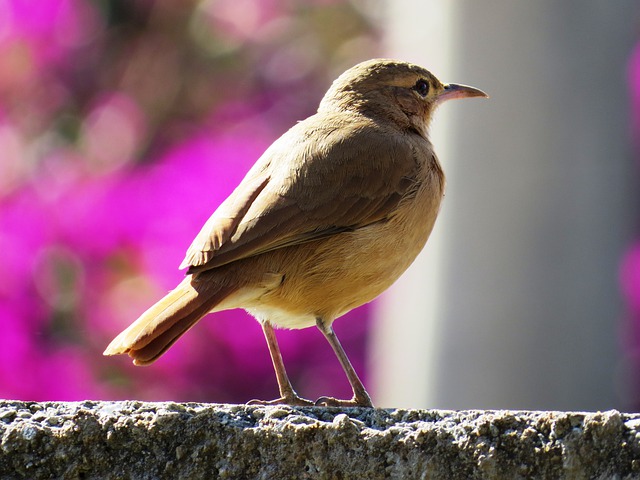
[[414, 79, 429, 97]]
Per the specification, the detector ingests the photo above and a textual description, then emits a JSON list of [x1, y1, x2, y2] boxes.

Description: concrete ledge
[[0, 401, 638, 479]]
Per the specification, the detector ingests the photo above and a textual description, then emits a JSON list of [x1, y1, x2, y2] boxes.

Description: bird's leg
[[314, 318, 373, 407], [248, 320, 314, 406]]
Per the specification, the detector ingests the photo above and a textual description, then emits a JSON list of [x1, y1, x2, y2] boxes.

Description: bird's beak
[[437, 83, 488, 103]]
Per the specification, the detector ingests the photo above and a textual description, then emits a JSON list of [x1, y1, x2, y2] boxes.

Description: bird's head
[[319, 59, 487, 138]]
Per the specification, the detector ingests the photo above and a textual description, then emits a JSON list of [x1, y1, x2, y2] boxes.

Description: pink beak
[[437, 83, 488, 103]]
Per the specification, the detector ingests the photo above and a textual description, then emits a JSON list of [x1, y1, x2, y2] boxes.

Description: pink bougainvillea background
[[0, 0, 381, 402], [621, 40, 640, 410]]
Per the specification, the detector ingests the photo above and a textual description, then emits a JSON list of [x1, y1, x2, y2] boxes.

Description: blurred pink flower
[[621, 245, 640, 317], [0, 0, 100, 68], [80, 92, 148, 174], [629, 41, 640, 149], [621, 39, 640, 409]]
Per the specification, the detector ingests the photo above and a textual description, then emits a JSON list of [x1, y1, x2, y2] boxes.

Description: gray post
[[373, 0, 637, 410]]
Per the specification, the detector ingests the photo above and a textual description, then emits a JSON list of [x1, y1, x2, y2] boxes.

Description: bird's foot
[[314, 394, 373, 408], [248, 393, 314, 407]]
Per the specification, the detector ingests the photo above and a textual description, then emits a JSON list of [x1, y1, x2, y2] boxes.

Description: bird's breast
[[245, 161, 445, 329]]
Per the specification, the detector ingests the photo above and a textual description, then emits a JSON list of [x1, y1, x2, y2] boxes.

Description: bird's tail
[[103, 276, 233, 366]]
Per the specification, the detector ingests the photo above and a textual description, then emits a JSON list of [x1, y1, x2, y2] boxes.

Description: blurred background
[[0, 0, 639, 411]]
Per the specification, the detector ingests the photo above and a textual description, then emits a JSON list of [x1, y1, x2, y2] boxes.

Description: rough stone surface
[[0, 400, 638, 479]]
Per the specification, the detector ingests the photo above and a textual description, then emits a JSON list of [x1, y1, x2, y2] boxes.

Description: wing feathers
[[180, 175, 270, 269], [182, 113, 424, 274]]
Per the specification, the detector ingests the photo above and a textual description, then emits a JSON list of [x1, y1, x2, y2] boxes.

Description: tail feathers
[[103, 276, 233, 366]]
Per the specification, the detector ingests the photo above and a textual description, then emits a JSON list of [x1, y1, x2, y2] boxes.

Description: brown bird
[[104, 59, 487, 407]]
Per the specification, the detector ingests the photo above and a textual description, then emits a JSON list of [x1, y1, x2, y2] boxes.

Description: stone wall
[[0, 400, 638, 479]]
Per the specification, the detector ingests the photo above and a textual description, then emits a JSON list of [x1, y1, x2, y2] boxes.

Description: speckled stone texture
[[0, 401, 638, 479]]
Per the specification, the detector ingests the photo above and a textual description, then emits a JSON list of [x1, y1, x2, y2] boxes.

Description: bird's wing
[[181, 114, 425, 273]]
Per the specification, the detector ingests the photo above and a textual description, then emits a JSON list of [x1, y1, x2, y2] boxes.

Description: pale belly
[[242, 180, 443, 330]]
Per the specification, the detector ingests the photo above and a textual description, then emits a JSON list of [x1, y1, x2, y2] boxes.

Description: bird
[[103, 58, 487, 407]]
